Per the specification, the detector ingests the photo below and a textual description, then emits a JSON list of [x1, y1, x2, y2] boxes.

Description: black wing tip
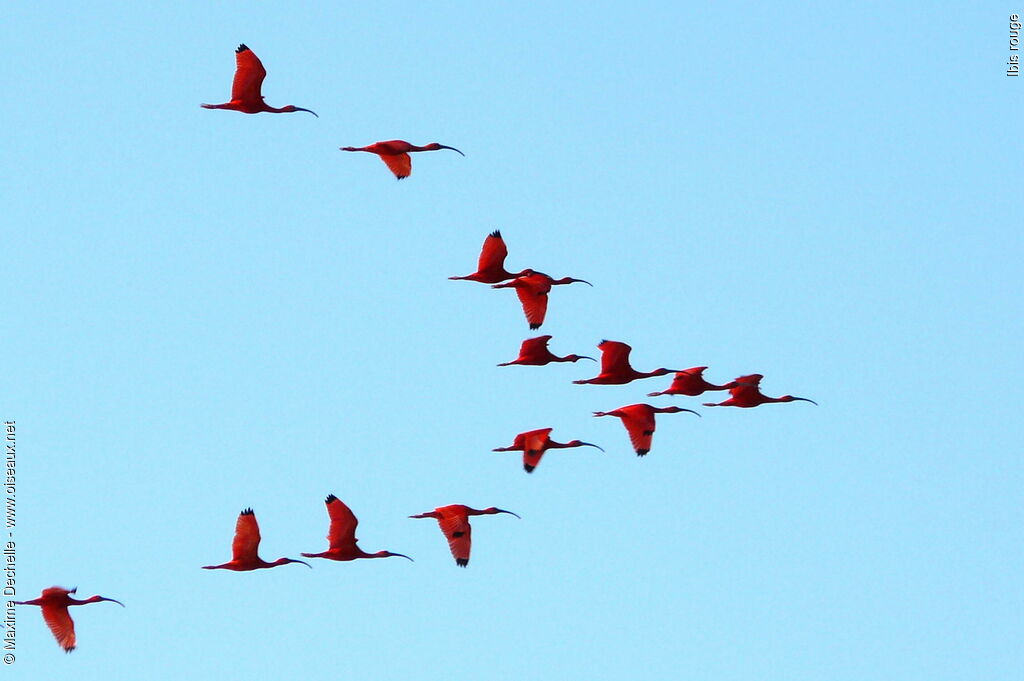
[[241, 507, 254, 516], [636, 449, 649, 457], [523, 464, 535, 473], [325, 494, 338, 504], [456, 558, 469, 567], [489, 230, 502, 238], [529, 323, 542, 330], [236, 44, 249, 53]]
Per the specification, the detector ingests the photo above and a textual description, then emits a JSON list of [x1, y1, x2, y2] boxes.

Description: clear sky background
[[2, 2, 1021, 679]]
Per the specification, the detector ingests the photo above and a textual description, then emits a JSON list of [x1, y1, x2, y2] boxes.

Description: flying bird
[[13, 586, 123, 652], [647, 366, 732, 397], [301, 494, 412, 562], [493, 427, 603, 473], [449, 231, 529, 284], [202, 44, 318, 116], [573, 340, 683, 385], [202, 508, 311, 571], [702, 374, 817, 408], [409, 504, 519, 567], [340, 140, 464, 179], [592, 403, 700, 456], [497, 335, 595, 366], [492, 270, 591, 329]]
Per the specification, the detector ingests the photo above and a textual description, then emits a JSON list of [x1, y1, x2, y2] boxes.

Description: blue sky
[[2, 2, 1021, 679]]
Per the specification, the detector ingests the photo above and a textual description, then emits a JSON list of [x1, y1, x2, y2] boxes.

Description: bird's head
[[377, 551, 414, 561], [484, 507, 521, 519], [275, 557, 312, 568], [90, 596, 125, 607], [553, 276, 593, 286], [568, 440, 604, 451], [426, 143, 465, 156], [281, 105, 318, 117], [657, 407, 702, 417], [567, 354, 596, 362], [781, 395, 818, 405]]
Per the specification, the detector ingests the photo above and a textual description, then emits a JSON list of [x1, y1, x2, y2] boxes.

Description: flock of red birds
[[17, 44, 816, 654]]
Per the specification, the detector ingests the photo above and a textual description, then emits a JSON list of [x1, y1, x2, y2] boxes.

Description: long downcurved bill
[[495, 508, 522, 519], [294, 107, 319, 117], [437, 145, 465, 156]]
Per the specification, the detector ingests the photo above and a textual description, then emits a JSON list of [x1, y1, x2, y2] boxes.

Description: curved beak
[[390, 552, 415, 562], [578, 355, 596, 362], [793, 397, 818, 405], [438, 144, 465, 156], [496, 508, 521, 519], [682, 409, 702, 417], [582, 441, 605, 452], [571, 278, 593, 287], [293, 558, 313, 568], [295, 107, 319, 117], [101, 597, 126, 607]]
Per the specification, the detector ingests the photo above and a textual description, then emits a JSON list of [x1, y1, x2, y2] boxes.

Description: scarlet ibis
[[409, 504, 519, 567], [449, 230, 529, 284], [13, 586, 123, 652], [702, 374, 817, 408], [493, 427, 603, 473], [341, 140, 464, 180], [201, 44, 317, 116], [573, 340, 683, 385], [497, 335, 595, 366], [301, 494, 412, 562], [492, 270, 591, 329], [593, 403, 700, 456], [647, 366, 732, 397], [202, 508, 311, 571]]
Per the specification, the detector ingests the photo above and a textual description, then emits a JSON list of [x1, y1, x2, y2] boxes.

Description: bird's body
[[702, 374, 817, 408], [341, 140, 464, 179], [647, 366, 731, 397], [593, 403, 700, 456], [13, 586, 124, 652], [449, 231, 528, 284], [497, 335, 594, 366], [492, 270, 591, 329], [493, 427, 603, 473], [573, 340, 682, 385], [202, 44, 317, 116], [301, 494, 412, 562], [202, 508, 311, 571], [409, 504, 519, 567]]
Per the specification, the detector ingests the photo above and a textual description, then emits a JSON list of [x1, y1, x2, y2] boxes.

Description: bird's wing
[[231, 44, 267, 104], [599, 341, 632, 374], [325, 495, 359, 550], [519, 335, 552, 360], [621, 410, 656, 455], [478, 231, 508, 272], [523, 429, 551, 454], [515, 284, 548, 329], [40, 603, 76, 652], [381, 153, 412, 179], [231, 509, 261, 562], [438, 515, 472, 566]]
